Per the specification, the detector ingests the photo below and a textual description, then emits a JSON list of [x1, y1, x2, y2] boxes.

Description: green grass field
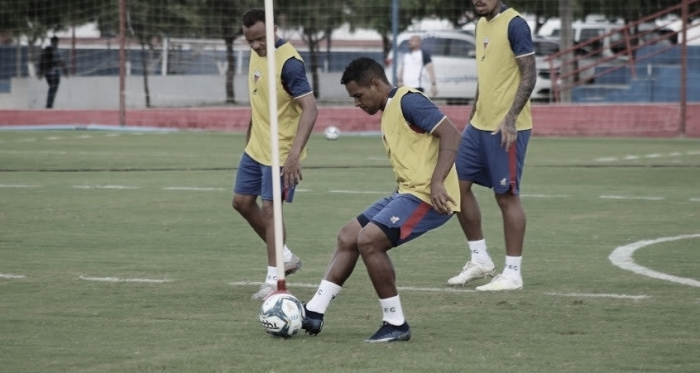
[[1, 130, 699, 373]]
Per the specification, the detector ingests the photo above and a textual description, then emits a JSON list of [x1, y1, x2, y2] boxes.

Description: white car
[[532, 37, 561, 102], [385, 30, 478, 104]]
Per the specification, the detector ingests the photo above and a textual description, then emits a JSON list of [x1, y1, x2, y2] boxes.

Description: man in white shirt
[[397, 35, 438, 97]]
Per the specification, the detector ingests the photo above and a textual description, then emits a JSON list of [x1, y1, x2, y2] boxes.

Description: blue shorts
[[456, 125, 531, 195], [357, 192, 453, 247], [233, 152, 294, 202]]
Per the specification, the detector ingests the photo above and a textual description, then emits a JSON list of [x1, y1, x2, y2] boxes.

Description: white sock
[[306, 280, 342, 314], [380, 295, 405, 326], [502, 256, 522, 282], [265, 266, 278, 285], [469, 239, 494, 266], [283, 245, 293, 262]]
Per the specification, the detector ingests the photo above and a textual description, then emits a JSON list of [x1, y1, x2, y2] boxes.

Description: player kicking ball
[[301, 57, 462, 342]]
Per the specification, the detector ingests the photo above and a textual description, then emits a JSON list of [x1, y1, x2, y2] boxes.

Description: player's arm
[[495, 17, 537, 149], [281, 58, 318, 188], [507, 54, 536, 123], [402, 93, 460, 214], [429, 117, 461, 214]]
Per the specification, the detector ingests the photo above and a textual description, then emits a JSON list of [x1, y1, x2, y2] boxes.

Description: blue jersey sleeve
[[508, 16, 534, 57], [281, 57, 313, 98], [400, 93, 445, 133]]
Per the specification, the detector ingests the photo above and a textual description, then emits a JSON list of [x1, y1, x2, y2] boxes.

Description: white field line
[[600, 195, 664, 201], [46, 136, 62, 141], [595, 150, 700, 162], [229, 281, 478, 293], [690, 198, 700, 202], [0, 184, 40, 188], [521, 194, 569, 198], [545, 292, 649, 301], [0, 273, 27, 279], [329, 190, 387, 194], [162, 187, 226, 191], [79, 275, 172, 283], [230, 281, 648, 298], [609, 233, 700, 288], [73, 185, 140, 190]]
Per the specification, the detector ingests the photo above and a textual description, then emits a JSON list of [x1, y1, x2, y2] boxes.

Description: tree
[[123, 0, 201, 107], [197, 0, 258, 104], [275, 0, 348, 98]]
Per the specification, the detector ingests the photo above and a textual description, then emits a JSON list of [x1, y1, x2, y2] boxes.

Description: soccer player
[[233, 8, 318, 299], [447, 0, 536, 291], [302, 57, 461, 342]]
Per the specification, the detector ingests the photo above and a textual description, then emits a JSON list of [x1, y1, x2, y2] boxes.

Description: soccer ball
[[324, 125, 340, 140], [259, 292, 305, 338]]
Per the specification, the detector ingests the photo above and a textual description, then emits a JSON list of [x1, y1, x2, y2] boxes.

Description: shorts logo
[[390, 216, 400, 224], [500, 178, 507, 186]]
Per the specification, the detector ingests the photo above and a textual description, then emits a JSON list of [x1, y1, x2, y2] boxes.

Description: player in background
[[447, 0, 536, 291], [397, 35, 438, 97], [302, 57, 461, 342], [232, 8, 318, 299]]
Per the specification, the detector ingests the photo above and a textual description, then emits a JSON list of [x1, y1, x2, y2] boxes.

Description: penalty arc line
[[609, 233, 700, 288]]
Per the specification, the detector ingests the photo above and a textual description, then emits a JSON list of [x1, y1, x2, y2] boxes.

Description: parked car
[[532, 37, 561, 102], [385, 30, 477, 104]]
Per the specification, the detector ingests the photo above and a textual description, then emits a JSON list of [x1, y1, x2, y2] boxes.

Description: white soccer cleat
[[447, 261, 496, 286], [284, 254, 302, 276], [252, 283, 276, 300], [475, 274, 523, 291]]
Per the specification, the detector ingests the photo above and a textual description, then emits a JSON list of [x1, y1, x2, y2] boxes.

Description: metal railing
[[545, 0, 700, 102]]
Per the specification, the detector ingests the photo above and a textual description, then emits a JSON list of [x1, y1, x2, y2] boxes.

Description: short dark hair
[[50, 36, 59, 44], [242, 8, 272, 28], [340, 57, 389, 87]]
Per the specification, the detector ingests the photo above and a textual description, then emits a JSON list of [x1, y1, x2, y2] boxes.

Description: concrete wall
[[0, 73, 351, 110]]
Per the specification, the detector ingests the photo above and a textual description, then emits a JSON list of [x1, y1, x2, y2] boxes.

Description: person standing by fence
[[37, 36, 68, 109]]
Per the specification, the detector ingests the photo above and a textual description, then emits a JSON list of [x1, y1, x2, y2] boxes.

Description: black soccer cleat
[[301, 307, 324, 336], [364, 322, 411, 343]]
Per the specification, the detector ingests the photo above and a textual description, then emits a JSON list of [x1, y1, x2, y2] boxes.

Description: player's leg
[[232, 153, 266, 239], [232, 153, 299, 299], [303, 195, 398, 335], [448, 125, 496, 285], [476, 129, 531, 292], [46, 74, 59, 108], [361, 193, 452, 343], [302, 218, 363, 335]]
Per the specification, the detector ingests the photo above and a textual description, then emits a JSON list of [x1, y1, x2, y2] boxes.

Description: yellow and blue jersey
[[472, 7, 533, 132], [380, 87, 460, 212], [246, 39, 313, 166]]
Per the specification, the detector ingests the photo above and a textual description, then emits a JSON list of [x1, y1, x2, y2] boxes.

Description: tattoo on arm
[[508, 55, 537, 119]]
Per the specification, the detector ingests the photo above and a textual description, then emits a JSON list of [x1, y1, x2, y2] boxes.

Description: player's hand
[[430, 182, 455, 215], [491, 117, 517, 151], [281, 159, 302, 190]]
